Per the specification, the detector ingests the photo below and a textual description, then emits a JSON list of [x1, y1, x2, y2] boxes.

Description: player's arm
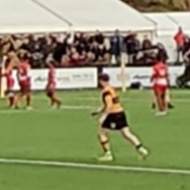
[[91, 106, 105, 116], [91, 94, 113, 116], [27, 65, 31, 78], [0, 67, 9, 77], [97, 95, 113, 125], [0, 71, 6, 77], [8, 35, 20, 50], [150, 68, 156, 82], [104, 95, 113, 114], [166, 67, 170, 87]]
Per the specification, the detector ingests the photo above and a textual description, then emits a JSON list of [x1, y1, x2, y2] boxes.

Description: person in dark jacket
[[110, 30, 123, 64]]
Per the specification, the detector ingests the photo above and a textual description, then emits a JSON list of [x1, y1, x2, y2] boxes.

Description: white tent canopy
[[144, 13, 178, 36], [0, 0, 69, 34], [144, 12, 190, 36], [37, 0, 155, 32], [167, 12, 190, 34]]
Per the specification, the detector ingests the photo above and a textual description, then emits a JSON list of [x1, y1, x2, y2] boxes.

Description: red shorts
[[19, 80, 31, 93], [6, 78, 15, 91], [153, 85, 167, 95]]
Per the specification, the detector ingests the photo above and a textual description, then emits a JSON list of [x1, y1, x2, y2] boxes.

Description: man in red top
[[174, 27, 185, 63], [46, 61, 61, 108], [151, 55, 169, 116], [14, 55, 32, 109], [1, 58, 15, 107]]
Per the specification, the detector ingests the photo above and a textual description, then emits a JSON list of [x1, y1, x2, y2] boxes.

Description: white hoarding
[[103, 66, 185, 87], [11, 68, 97, 90]]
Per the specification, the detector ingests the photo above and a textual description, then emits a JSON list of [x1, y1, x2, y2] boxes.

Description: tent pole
[[121, 52, 127, 92]]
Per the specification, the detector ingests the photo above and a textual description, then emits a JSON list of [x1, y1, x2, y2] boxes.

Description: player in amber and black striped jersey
[[92, 73, 149, 161]]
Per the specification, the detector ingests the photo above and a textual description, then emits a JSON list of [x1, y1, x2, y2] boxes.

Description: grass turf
[[0, 89, 190, 190]]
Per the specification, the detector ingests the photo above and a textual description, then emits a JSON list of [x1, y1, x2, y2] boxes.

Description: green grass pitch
[[0, 89, 190, 190]]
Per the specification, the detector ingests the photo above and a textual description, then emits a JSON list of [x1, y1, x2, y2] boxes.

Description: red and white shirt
[[152, 62, 169, 87], [17, 61, 31, 83]]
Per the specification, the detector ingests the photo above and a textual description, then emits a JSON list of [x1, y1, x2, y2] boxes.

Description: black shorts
[[102, 111, 129, 130]]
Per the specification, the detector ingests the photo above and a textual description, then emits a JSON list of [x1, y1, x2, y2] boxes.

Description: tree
[[121, 0, 190, 11]]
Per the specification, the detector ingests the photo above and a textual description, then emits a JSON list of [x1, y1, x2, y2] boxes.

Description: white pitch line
[[31, 96, 190, 103], [73, 97, 190, 103], [0, 110, 28, 114], [0, 105, 93, 114], [0, 158, 190, 176], [61, 105, 92, 110]]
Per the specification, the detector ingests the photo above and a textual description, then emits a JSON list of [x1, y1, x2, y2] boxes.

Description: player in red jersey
[[1, 58, 15, 107], [14, 55, 32, 109], [151, 56, 169, 116], [46, 61, 61, 108]]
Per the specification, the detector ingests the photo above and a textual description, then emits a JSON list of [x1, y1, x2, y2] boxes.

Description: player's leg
[[46, 90, 54, 107], [51, 92, 61, 108], [14, 92, 24, 109], [154, 86, 165, 112], [121, 127, 149, 158], [98, 128, 111, 154], [26, 91, 32, 109], [155, 93, 167, 116], [115, 112, 149, 158], [98, 114, 113, 161], [154, 86, 162, 112], [6, 90, 15, 108], [98, 127, 113, 161], [161, 90, 167, 111], [156, 93, 163, 110], [46, 90, 61, 108], [165, 89, 174, 109], [151, 90, 157, 109], [14, 83, 27, 109]]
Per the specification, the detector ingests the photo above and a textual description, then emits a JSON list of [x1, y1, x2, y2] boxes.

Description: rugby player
[[151, 55, 169, 116], [14, 54, 32, 109], [1, 57, 15, 108], [92, 74, 149, 161], [46, 61, 61, 108]]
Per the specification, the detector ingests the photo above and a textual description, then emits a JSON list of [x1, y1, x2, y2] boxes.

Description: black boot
[[168, 103, 174, 109]]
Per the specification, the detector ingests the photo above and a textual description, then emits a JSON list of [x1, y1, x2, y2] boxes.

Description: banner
[[11, 68, 97, 90], [5, 66, 185, 91], [103, 66, 185, 87]]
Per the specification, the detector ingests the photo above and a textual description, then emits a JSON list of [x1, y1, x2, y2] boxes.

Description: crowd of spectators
[[0, 30, 166, 68]]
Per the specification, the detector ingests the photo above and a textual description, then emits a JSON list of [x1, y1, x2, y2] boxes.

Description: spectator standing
[[125, 32, 140, 64], [140, 35, 155, 65], [174, 27, 185, 63], [177, 37, 190, 87], [94, 30, 104, 45], [142, 35, 152, 50], [110, 30, 123, 64], [53, 37, 67, 64]]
